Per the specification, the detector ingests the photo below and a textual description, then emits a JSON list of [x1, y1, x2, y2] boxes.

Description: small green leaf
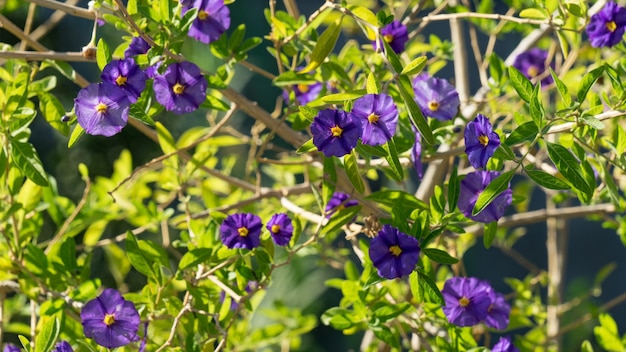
[[365, 190, 428, 210], [273, 71, 319, 86], [401, 56, 428, 76], [577, 66, 604, 102], [296, 139, 317, 154], [34, 317, 60, 352], [321, 91, 366, 104], [581, 340, 594, 352], [344, 150, 365, 194], [472, 170, 514, 216], [488, 54, 505, 84], [68, 124, 85, 148], [417, 269, 444, 305], [201, 95, 230, 111], [447, 166, 460, 212], [396, 76, 435, 145], [505, 121, 539, 146], [10, 140, 48, 186], [366, 72, 380, 94], [321, 205, 362, 236], [549, 67, 571, 106], [483, 221, 497, 248], [155, 121, 177, 154], [423, 248, 459, 264], [546, 142, 593, 195], [519, 8, 548, 19], [508, 66, 533, 103], [179, 249, 213, 270], [526, 170, 571, 190], [125, 231, 156, 278], [529, 83, 544, 127], [321, 307, 356, 330], [348, 6, 378, 40], [300, 17, 343, 73], [383, 138, 404, 181], [96, 38, 112, 71], [38, 92, 69, 136], [383, 40, 403, 73]]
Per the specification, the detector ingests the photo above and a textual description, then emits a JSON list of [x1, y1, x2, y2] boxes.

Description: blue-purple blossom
[[442, 277, 492, 327], [492, 336, 520, 352], [220, 213, 263, 249], [458, 170, 512, 223], [325, 192, 358, 218], [3, 344, 20, 352], [153, 61, 207, 114], [101, 58, 147, 103], [310, 109, 362, 157], [586, 1, 626, 48], [124, 36, 150, 58], [485, 290, 511, 330], [512, 48, 554, 86], [80, 288, 140, 349], [464, 114, 501, 169], [369, 225, 420, 279], [52, 341, 73, 352], [373, 20, 409, 53], [350, 93, 398, 146], [411, 125, 423, 179], [283, 82, 323, 105], [266, 213, 294, 246], [183, 0, 230, 44], [413, 76, 460, 121], [74, 82, 130, 137]]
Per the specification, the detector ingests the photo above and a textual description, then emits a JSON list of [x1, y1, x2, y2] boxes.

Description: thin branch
[[22, 0, 95, 20], [0, 50, 93, 62]]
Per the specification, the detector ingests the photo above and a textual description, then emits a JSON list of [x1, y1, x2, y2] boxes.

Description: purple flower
[[411, 125, 423, 179], [153, 61, 207, 114], [310, 109, 362, 157], [442, 277, 492, 327], [266, 213, 293, 246], [124, 36, 150, 58], [3, 344, 21, 352], [325, 192, 358, 218], [512, 48, 554, 86], [183, 0, 230, 44], [373, 20, 409, 53], [464, 114, 501, 169], [369, 225, 420, 279], [350, 93, 398, 146], [492, 337, 520, 352], [80, 288, 140, 349], [74, 82, 130, 137], [283, 82, 323, 105], [485, 290, 511, 330], [101, 58, 147, 103], [52, 341, 73, 352], [413, 77, 460, 121], [220, 213, 262, 249], [458, 170, 512, 223], [586, 1, 626, 48]]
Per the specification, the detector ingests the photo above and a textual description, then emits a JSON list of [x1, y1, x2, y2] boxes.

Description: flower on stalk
[[586, 1, 626, 48], [457, 170, 512, 223], [310, 109, 362, 157], [492, 336, 520, 352], [74, 82, 130, 137], [413, 76, 460, 121], [325, 192, 358, 218], [101, 58, 147, 103], [512, 48, 554, 86], [350, 93, 398, 146], [124, 36, 150, 58], [485, 290, 511, 330], [266, 213, 294, 246], [3, 344, 21, 352], [220, 213, 263, 249], [283, 82, 323, 106], [153, 61, 207, 114], [372, 20, 409, 53], [183, 0, 230, 44], [411, 125, 423, 179], [442, 277, 492, 326], [464, 114, 500, 169], [52, 341, 73, 352], [369, 225, 420, 279], [80, 288, 140, 349]]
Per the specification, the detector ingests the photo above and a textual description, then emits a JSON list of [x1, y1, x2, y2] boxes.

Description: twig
[[0, 50, 93, 62], [22, 0, 95, 20]]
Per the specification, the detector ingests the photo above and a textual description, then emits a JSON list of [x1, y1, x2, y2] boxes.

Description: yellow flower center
[[336, 204, 345, 212], [96, 103, 108, 113], [459, 296, 470, 307], [331, 126, 343, 137], [478, 134, 489, 147], [389, 245, 402, 257], [237, 227, 249, 237], [297, 84, 310, 93], [198, 10, 209, 20], [271, 224, 281, 233], [428, 101, 440, 111], [173, 83, 185, 95], [606, 20, 617, 32], [115, 75, 127, 86], [103, 313, 116, 326], [527, 65, 539, 78], [383, 34, 394, 43], [367, 113, 379, 123]]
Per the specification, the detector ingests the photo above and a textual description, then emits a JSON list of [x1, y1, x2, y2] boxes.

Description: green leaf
[[125, 231, 156, 278], [38, 92, 69, 136], [519, 8, 548, 19], [581, 340, 594, 352], [179, 249, 213, 270], [365, 190, 428, 210], [546, 142, 593, 195], [25, 244, 48, 276], [505, 121, 538, 146], [296, 139, 317, 154], [488, 53, 505, 85], [396, 76, 435, 145], [383, 40, 403, 73], [366, 72, 380, 94], [41, 60, 76, 82], [483, 221, 497, 248], [321, 205, 362, 236], [508, 66, 533, 103], [348, 6, 377, 40], [383, 139, 404, 181], [401, 56, 428, 76], [273, 71, 319, 86], [417, 269, 444, 304], [549, 67, 571, 106], [155, 121, 177, 154], [201, 95, 230, 111], [577, 66, 604, 102], [129, 105, 155, 126], [448, 166, 460, 212], [10, 140, 49, 186], [529, 82, 544, 127], [4, 70, 30, 119], [96, 38, 112, 71], [594, 313, 624, 351], [321, 91, 366, 104], [68, 124, 85, 148], [34, 317, 60, 352], [423, 248, 459, 264], [344, 150, 365, 194], [299, 17, 343, 73], [472, 170, 514, 216], [321, 307, 356, 330], [526, 170, 571, 190], [160, 0, 170, 22]]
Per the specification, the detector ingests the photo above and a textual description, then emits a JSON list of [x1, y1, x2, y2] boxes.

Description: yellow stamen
[[367, 113, 379, 123], [478, 135, 489, 147], [198, 10, 209, 20], [103, 313, 115, 326], [237, 227, 248, 237], [297, 84, 310, 93], [459, 296, 470, 307], [96, 103, 108, 113], [389, 245, 402, 257], [271, 224, 281, 233], [115, 75, 127, 86], [527, 65, 539, 78], [383, 34, 394, 43], [331, 126, 343, 137], [428, 101, 440, 111], [607, 20, 617, 32], [173, 83, 185, 95], [336, 204, 345, 212]]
